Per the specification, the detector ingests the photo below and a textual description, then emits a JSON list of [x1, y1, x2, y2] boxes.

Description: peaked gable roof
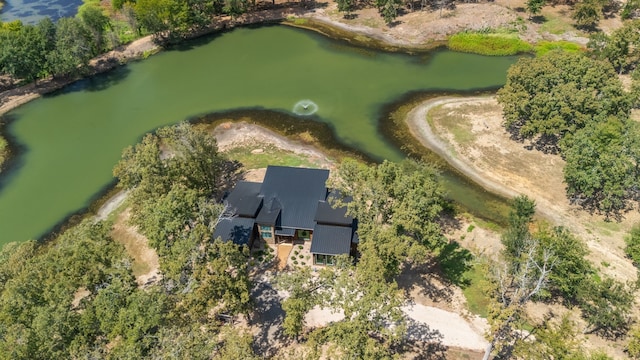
[[257, 166, 329, 230], [225, 181, 262, 218]]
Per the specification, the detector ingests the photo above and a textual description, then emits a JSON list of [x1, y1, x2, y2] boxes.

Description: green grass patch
[[538, 12, 576, 35], [224, 144, 320, 170], [448, 32, 533, 56], [460, 262, 493, 318], [594, 220, 621, 236], [534, 40, 583, 56]]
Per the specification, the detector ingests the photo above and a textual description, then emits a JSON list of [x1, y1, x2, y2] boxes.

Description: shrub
[[298, 245, 303, 250], [466, 224, 475, 233], [448, 32, 533, 56]]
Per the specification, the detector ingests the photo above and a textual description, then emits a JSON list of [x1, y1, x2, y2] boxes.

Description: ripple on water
[[292, 99, 319, 116]]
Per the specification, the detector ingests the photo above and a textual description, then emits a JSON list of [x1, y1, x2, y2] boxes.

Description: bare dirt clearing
[[111, 208, 161, 286]]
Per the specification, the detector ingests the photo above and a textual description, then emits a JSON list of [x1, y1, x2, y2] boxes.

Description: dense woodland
[[0, 122, 638, 359]]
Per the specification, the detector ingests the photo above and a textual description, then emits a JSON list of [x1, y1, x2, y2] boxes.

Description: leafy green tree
[[277, 255, 405, 358], [622, 0, 640, 19], [625, 224, 640, 267], [497, 51, 631, 151], [179, 237, 252, 320], [501, 195, 536, 264], [223, 0, 248, 18], [214, 326, 260, 360], [47, 17, 94, 77], [78, 3, 111, 54], [562, 117, 640, 215], [113, 0, 136, 10], [156, 123, 237, 197], [628, 325, 640, 358], [148, 324, 220, 360], [331, 159, 446, 279], [573, 0, 604, 29], [587, 21, 640, 74], [336, 0, 355, 17], [513, 314, 584, 359], [578, 277, 634, 338], [0, 221, 132, 360], [0, 23, 48, 81], [380, 0, 401, 24], [135, 0, 181, 40], [526, 0, 546, 16], [536, 226, 593, 302]]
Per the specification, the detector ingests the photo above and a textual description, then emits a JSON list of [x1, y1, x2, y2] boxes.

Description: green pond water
[[0, 25, 518, 245]]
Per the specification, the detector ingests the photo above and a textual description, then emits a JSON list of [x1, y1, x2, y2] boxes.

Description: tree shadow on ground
[[437, 241, 473, 288], [395, 319, 447, 359], [530, 14, 546, 23], [397, 240, 473, 305], [397, 262, 455, 304], [250, 273, 291, 357]]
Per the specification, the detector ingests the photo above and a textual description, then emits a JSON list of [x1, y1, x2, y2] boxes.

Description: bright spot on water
[[292, 99, 318, 116]]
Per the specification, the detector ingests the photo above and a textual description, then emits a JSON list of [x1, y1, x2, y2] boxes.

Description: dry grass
[[111, 208, 160, 284]]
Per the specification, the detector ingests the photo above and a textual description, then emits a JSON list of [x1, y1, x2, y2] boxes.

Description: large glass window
[[314, 254, 325, 265], [326, 255, 335, 266], [261, 231, 272, 239], [260, 225, 271, 231]]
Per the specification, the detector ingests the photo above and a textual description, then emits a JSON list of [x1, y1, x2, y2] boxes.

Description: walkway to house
[[276, 244, 293, 270]]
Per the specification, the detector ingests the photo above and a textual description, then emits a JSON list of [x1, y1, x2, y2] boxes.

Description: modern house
[[213, 166, 358, 265]]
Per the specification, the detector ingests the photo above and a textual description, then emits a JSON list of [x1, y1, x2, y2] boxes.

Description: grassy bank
[[448, 31, 584, 57], [448, 32, 533, 56], [0, 136, 6, 170], [534, 40, 583, 56], [224, 144, 327, 170]]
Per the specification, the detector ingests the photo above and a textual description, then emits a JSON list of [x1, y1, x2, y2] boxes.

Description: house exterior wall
[[258, 225, 275, 244]]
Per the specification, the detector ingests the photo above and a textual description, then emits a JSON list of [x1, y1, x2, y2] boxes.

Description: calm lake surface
[[0, 0, 81, 24], [0, 25, 518, 245]]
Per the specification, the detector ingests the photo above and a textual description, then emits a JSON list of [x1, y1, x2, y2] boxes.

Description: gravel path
[[304, 303, 488, 351]]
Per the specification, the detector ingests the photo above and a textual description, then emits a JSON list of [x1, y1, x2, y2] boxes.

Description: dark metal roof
[[315, 200, 352, 226], [213, 217, 255, 246], [256, 197, 281, 226], [259, 166, 329, 230], [225, 181, 262, 218], [275, 227, 296, 236], [310, 224, 352, 256]]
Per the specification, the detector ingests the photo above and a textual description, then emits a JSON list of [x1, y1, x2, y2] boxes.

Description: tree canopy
[[497, 51, 631, 151], [498, 50, 640, 215]]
